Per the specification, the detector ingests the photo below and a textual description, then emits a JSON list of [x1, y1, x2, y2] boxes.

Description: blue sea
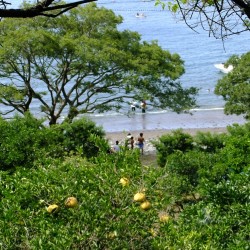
[[97, 0, 250, 109], [3, 1, 250, 131], [89, 0, 249, 131]]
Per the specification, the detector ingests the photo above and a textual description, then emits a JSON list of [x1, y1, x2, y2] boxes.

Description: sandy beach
[[105, 127, 230, 154], [90, 109, 246, 154]]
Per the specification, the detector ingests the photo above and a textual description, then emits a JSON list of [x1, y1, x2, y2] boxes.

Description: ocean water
[[2, 1, 250, 131], [90, 0, 249, 131], [9, 0, 250, 111], [87, 109, 246, 132], [97, 0, 250, 109]]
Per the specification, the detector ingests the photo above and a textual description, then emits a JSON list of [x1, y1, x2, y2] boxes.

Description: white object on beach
[[214, 64, 233, 74], [127, 133, 132, 139]]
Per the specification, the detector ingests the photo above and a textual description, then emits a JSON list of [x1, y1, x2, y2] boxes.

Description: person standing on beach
[[130, 136, 135, 149], [141, 100, 146, 113], [125, 133, 135, 150], [125, 133, 132, 149], [112, 140, 120, 152], [137, 133, 145, 154]]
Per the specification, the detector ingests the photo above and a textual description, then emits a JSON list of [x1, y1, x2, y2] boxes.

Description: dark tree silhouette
[[158, 0, 250, 38], [0, 0, 96, 18]]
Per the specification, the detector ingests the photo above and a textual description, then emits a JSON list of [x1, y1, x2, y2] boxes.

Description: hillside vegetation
[[0, 115, 249, 249]]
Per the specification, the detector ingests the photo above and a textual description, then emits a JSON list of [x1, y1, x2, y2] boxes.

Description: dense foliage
[[215, 52, 250, 120], [0, 117, 249, 248], [0, 3, 198, 125], [0, 114, 108, 170], [153, 123, 250, 249]]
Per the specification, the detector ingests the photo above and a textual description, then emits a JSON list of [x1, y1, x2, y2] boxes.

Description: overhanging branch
[[173, 0, 250, 39], [0, 0, 96, 18]]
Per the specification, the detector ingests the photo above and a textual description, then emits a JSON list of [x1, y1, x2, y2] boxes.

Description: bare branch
[[172, 0, 250, 39]]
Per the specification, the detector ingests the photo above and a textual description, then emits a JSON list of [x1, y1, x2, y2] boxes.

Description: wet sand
[[96, 109, 246, 154], [90, 109, 245, 133]]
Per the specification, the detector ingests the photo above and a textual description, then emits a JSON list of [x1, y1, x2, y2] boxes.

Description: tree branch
[[173, 0, 250, 39], [232, 0, 250, 18], [0, 0, 96, 18]]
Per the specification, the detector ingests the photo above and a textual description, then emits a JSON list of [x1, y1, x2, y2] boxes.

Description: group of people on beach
[[111, 132, 145, 155]]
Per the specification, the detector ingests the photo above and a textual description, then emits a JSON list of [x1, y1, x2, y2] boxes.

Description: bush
[[58, 117, 109, 158], [193, 131, 228, 153], [166, 150, 214, 188], [0, 118, 250, 250], [0, 115, 108, 170], [0, 113, 46, 170], [199, 123, 250, 183], [1, 118, 249, 249], [149, 124, 250, 249], [0, 150, 175, 249], [153, 129, 194, 167], [157, 166, 250, 250]]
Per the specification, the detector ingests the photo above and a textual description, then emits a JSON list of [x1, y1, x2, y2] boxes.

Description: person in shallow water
[[141, 100, 146, 113], [130, 101, 136, 112]]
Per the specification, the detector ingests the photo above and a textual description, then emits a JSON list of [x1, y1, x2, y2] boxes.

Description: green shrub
[[154, 196, 249, 249], [0, 115, 108, 170], [1, 119, 249, 249], [199, 124, 250, 183], [193, 131, 228, 153], [0, 128, 249, 249], [0, 113, 46, 170], [59, 117, 109, 158], [227, 122, 250, 137], [0, 150, 174, 249], [153, 129, 194, 167], [166, 150, 214, 188]]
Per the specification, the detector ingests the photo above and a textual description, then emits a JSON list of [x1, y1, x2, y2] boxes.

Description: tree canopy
[[0, 3, 197, 125], [156, 0, 250, 38], [214, 52, 250, 119]]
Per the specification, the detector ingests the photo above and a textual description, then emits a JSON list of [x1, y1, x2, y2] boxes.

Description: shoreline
[[105, 127, 230, 155], [90, 109, 247, 154], [90, 109, 246, 133], [105, 127, 229, 141]]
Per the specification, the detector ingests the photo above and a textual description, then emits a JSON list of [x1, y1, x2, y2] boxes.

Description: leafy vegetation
[[153, 129, 194, 167], [0, 116, 249, 249], [215, 52, 250, 120], [0, 3, 198, 125], [0, 114, 108, 171]]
